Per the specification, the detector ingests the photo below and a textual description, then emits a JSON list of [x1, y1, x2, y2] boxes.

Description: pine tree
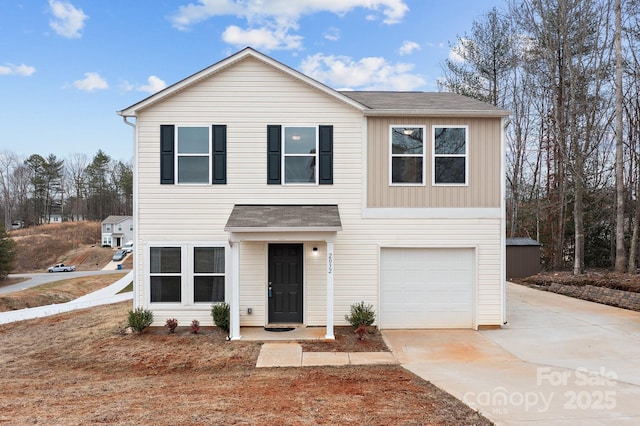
[[0, 226, 16, 279]]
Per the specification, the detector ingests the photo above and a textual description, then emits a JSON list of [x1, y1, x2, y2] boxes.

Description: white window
[[433, 126, 468, 185], [283, 126, 317, 184], [150, 247, 182, 303], [390, 126, 425, 185], [193, 247, 225, 303], [177, 126, 210, 184], [148, 245, 226, 304]]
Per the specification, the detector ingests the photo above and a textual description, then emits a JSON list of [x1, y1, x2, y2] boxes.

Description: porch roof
[[224, 204, 342, 233]]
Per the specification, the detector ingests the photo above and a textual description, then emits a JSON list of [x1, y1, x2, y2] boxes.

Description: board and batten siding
[[366, 116, 502, 208], [132, 55, 504, 328]]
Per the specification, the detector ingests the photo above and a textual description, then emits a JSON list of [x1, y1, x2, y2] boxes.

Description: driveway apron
[[382, 282, 640, 425]]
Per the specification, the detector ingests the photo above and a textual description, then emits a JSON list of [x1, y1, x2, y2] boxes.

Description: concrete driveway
[[382, 282, 640, 425]]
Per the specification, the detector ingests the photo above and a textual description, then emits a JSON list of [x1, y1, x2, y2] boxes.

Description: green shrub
[[128, 307, 153, 334], [211, 302, 230, 333], [345, 301, 375, 328]]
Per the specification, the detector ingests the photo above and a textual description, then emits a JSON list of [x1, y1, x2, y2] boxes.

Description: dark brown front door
[[268, 244, 303, 323]]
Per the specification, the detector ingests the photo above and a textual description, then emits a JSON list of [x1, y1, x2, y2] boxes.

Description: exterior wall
[[134, 57, 364, 326], [506, 245, 541, 279], [132, 56, 504, 329], [366, 116, 502, 208]]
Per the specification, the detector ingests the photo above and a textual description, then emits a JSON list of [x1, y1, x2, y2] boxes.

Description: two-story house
[[118, 48, 509, 340], [101, 215, 134, 248]]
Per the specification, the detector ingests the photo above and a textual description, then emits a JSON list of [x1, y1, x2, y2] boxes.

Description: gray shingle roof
[[225, 205, 342, 231], [339, 91, 510, 117], [101, 215, 132, 224]]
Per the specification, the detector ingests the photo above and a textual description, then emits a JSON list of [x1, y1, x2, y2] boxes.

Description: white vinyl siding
[[132, 56, 504, 329]]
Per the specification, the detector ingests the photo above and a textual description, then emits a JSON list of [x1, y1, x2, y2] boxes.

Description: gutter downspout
[[122, 116, 138, 309]]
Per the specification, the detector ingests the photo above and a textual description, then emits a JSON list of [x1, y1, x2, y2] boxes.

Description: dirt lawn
[[0, 301, 491, 425]]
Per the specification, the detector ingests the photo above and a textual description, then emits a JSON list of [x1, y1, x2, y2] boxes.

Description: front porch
[[224, 204, 342, 341]]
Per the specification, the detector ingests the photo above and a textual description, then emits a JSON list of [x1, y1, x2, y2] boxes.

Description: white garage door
[[380, 248, 475, 329]]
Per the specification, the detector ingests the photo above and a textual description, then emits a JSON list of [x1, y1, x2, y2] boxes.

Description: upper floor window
[[390, 126, 425, 185], [433, 126, 467, 185], [177, 127, 210, 184], [160, 124, 227, 185], [284, 126, 317, 184]]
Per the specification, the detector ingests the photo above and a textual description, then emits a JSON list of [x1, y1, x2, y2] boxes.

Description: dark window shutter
[[318, 125, 333, 184], [160, 125, 175, 184], [267, 125, 281, 184], [212, 125, 227, 184]]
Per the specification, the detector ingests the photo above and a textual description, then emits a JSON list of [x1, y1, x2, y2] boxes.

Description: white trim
[[362, 207, 502, 219], [230, 242, 241, 339], [325, 241, 335, 339], [432, 125, 469, 186], [282, 124, 319, 185], [144, 242, 228, 308], [175, 125, 212, 185], [500, 118, 507, 325], [389, 125, 427, 186]]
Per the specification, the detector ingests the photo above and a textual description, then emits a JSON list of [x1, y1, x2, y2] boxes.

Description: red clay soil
[[0, 301, 491, 425]]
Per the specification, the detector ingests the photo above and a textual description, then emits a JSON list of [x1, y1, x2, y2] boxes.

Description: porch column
[[229, 241, 241, 340], [325, 241, 335, 339]]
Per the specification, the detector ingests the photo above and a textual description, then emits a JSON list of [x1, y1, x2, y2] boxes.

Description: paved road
[[0, 269, 131, 295]]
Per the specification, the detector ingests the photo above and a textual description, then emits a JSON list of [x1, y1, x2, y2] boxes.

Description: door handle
[[268, 282, 272, 298]]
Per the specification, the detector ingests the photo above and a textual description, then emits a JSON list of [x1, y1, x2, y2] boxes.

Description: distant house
[[117, 48, 509, 339], [101, 215, 133, 248]]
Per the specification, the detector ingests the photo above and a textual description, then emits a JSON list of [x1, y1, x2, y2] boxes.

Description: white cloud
[[48, 0, 88, 39], [449, 38, 471, 63], [0, 63, 35, 76], [73, 72, 108, 92], [137, 75, 168, 94], [323, 27, 340, 42], [171, 0, 408, 50], [399, 40, 420, 56], [222, 25, 303, 50], [300, 53, 426, 91]]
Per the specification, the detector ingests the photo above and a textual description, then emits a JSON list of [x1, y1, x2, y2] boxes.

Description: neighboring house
[[118, 48, 509, 340], [101, 215, 133, 248]]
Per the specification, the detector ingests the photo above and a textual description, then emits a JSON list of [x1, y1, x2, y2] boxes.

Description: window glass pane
[[194, 247, 225, 273], [435, 157, 466, 184], [150, 276, 181, 302], [285, 156, 316, 183], [392, 157, 423, 184], [178, 156, 209, 183], [194, 276, 225, 302], [434, 127, 466, 155], [178, 127, 209, 153], [285, 127, 316, 154], [391, 127, 423, 154], [150, 247, 181, 273]]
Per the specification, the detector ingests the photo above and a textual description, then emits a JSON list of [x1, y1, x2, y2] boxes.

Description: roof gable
[[118, 47, 365, 116]]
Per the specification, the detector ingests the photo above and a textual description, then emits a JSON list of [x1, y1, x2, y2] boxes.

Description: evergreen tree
[[0, 226, 16, 279]]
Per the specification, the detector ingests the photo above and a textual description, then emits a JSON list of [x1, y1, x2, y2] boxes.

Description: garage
[[379, 248, 475, 329]]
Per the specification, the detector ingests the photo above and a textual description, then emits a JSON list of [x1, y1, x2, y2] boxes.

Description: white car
[[122, 241, 134, 253], [48, 263, 76, 272]]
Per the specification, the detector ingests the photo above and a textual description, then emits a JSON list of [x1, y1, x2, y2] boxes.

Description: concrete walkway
[[256, 342, 397, 368], [383, 282, 640, 425], [0, 271, 133, 325]]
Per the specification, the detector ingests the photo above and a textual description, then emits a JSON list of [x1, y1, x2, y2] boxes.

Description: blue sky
[[1, 0, 505, 161]]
